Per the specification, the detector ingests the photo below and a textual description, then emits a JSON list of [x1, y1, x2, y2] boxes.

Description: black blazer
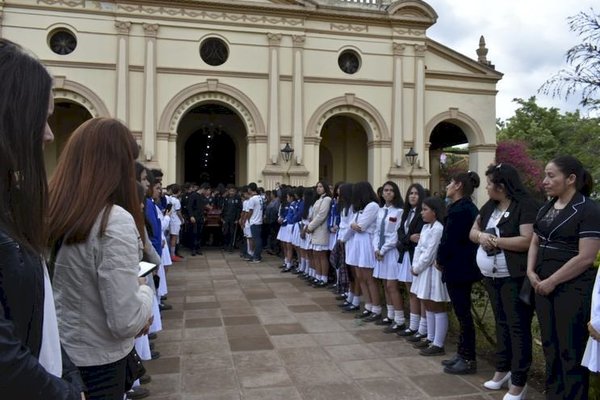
[[397, 209, 424, 263], [533, 192, 600, 279], [478, 199, 539, 277], [0, 228, 84, 399], [437, 197, 482, 283]]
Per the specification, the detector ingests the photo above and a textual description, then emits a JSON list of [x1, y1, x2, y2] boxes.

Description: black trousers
[[222, 221, 237, 250], [483, 276, 534, 387], [446, 281, 477, 360], [535, 268, 594, 400], [78, 356, 128, 400]]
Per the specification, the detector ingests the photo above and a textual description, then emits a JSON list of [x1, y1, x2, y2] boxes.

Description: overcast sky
[[425, 0, 598, 121]]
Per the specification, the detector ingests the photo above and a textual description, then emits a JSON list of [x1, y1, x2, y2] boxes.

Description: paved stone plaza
[[143, 250, 542, 400]]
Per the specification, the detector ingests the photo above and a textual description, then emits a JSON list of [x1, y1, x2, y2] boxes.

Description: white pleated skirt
[[583, 338, 600, 372], [301, 232, 312, 250], [328, 232, 337, 251], [346, 233, 375, 268], [410, 265, 449, 302], [373, 248, 400, 280], [397, 251, 414, 283], [277, 224, 292, 243]]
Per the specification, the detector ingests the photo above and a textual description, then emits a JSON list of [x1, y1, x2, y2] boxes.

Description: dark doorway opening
[[184, 124, 236, 186]]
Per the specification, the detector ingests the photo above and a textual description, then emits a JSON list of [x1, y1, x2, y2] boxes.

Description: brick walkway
[[143, 250, 543, 400]]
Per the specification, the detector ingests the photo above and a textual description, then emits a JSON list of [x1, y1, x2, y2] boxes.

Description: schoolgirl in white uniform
[[299, 188, 317, 283], [346, 181, 381, 321], [372, 181, 404, 331], [307, 181, 333, 287], [336, 184, 360, 310], [410, 196, 449, 356], [277, 188, 295, 271]]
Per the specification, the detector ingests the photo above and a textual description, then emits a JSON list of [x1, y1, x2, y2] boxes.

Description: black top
[[187, 192, 208, 222], [222, 195, 242, 222], [478, 199, 539, 277], [533, 192, 600, 280], [437, 197, 482, 283], [0, 228, 84, 399], [396, 208, 424, 263]]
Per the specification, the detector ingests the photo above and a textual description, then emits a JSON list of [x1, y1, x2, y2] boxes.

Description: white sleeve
[[412, 223, 443, 274], [356, 202, 379, 230]]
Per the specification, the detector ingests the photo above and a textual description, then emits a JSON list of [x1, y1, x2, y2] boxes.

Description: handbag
[[124, 348, 146, 391]]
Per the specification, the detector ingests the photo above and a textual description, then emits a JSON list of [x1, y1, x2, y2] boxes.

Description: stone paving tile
[[144, 250, 544, 400]]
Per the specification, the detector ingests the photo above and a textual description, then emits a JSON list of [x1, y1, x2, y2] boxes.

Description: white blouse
[[372, 206, 402, 255], [412, 221, 444, 275]]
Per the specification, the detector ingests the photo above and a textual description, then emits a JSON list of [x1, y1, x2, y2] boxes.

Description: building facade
[[0, 0, 502, 197]]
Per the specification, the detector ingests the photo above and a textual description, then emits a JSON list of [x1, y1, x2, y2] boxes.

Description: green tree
[[540, 8, 600, 110], [498, 97, 600, 194]]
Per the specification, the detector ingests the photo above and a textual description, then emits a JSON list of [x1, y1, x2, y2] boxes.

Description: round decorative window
[[48, 29, 77, 55], [338, 50, 361, 74], [200, 38, 229, 66]]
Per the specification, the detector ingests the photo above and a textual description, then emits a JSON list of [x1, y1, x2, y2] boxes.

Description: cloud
[[425, 0, 598, 119]]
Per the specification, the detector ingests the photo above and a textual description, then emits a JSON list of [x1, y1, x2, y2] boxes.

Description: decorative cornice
[[267, 32, 282, 46], [393, 27, 424, 37], [469, 144, 497, 151], [426, 70, 501, 84], [426, 85, 498, 96], [392, 42, 407, 56], [142, 23, 159, 37], [42, 59, 116, 70], [115, 20, 132, 34], [304, 136, 321, 145], [304, 76, 392, 87], [114, 3, 304, 27], [37, 0, 85, 7], [330, 23, 367, 33], [156, 132, 169, 140]]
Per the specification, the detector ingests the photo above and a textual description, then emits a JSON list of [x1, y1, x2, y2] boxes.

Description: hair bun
[[468, 171, 481, 189]]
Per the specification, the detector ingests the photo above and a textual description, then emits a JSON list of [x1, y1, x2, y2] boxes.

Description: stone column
[[115, 21, 131, 123], [0, 8, 4, 39], [291, 34, 305, 165], [142, 23, 159, 162], [391, 42, 406, 168], [267, 33, 282, 165], [414, 44, 427, 169]]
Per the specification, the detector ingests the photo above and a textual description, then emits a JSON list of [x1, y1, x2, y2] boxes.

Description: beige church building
[[1, 0, 502, 196]]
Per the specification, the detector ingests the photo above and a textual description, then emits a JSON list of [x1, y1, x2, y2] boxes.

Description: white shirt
[[476, 208, 509, 278], [39, 262, 62, 377], [242, 199, 250, 228], [373, 205, 402, 255], [354, 202, 380, 235], [338, 207, 354, 243], [248, 194, 264, 226], [412, 221, 444, 274]]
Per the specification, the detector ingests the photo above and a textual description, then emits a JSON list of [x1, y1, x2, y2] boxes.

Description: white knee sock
[[365, 303, 373, 312], [409, 313, 420, 331], [371, 305, 382, 315], [386, 305, 395, 319], [433, 312, 449, 348], [418, 315, 427, 335], [347, 292, 355, 303], [394, 310, 405, 325], [426, 311, 435, 342], [352, 295, 361, 307]]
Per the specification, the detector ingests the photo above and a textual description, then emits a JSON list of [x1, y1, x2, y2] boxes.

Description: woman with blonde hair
[[48, 118, 154, 400]]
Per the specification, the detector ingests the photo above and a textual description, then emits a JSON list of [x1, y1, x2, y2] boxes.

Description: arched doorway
[[45, 100, 92, 176], [177, 103, 246, 186], [429, 121, 469, 196], [320, 115, 368, 184]]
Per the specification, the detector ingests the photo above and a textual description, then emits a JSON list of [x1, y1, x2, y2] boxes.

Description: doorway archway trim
[[425, 108, 486, 146], [306, 94, 390, 143], [158, 80, 266, 138], [52, 77, 110, 118]]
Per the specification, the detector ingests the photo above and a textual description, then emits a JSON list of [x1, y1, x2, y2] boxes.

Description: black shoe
[[291, 269, 302, 275], [335, 295, 347, 301], [441, 353, 462, 367], [374, 317, 393, 326], [342, 304, 360, 312], [383, 323, 405, 334], [396, 328, 417, 337], [148, 333, 157, 340], [126, 387, 150, 399], [191, 251, 196, 256], [281, 268, 292, 273], [151, 350, 160, 360], [443, 358, 477, 375], [139, 374, 152, 385], [406, 332, 427, 342], [362, 313, 382, 323], [337, 301, 351, 308], [419, 345, 445, 356], [354, 310, 372, 319], [160, 295, 168, 301], [312, 281, 327, 288], [413, 338, 432, 349], [149, 342, 155, 351], [159, 302, 172, 311]]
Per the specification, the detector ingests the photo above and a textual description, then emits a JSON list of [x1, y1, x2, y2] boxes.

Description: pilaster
[[142, 23, 159, 162], [115, 21, 131, 123], [291, 34, 305, 166], [392, 42, 406, 168], [267, 32, 282, 165], [414, 44, 426, 169]]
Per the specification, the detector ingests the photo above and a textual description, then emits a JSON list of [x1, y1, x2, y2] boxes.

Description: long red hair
[[48, 118, 145, 244]]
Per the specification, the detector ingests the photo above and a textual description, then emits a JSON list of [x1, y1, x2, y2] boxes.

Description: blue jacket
[[144, 198, 162, 255], [291, 200, 304, 224]]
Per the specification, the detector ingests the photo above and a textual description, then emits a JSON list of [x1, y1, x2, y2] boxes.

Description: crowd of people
[[2, 38, 600, 400]]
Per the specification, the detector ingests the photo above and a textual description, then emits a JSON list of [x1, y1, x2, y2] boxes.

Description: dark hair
[[381, 181, 404, 208], [403, 183, 425, 214], [0, 39, 52, 253], [248, 182, 258, 192], [485, 163, 531, 203], [333, 181, 345, 200], [135, 162, 146, 182], [351, 181, 379, 212], [150, 168, 163, 179], [338, 183, 353, 213], [316, 180, 332, 198], [451, 170, 480, 197], [48, 118, 146, 245], [301, 188, 317, 219], [294, 186, 304, 199], [423, 196, 446, 223], [551, 155, 594, 197]]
